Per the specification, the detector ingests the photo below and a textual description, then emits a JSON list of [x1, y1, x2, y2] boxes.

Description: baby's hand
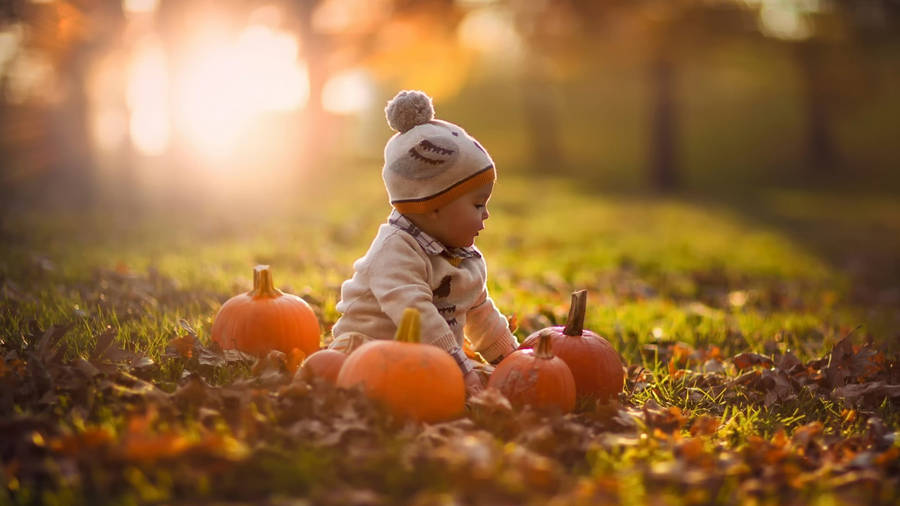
[[463, 369, 484, 397]]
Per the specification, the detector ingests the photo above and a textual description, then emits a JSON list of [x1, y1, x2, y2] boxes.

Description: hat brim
[[391, 165, 495, 214]]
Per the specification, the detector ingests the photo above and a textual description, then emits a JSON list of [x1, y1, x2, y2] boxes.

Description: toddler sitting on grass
[[329, 90, 518, 396]]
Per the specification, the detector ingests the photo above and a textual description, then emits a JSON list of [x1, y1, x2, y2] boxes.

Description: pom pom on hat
[[385, 90, 434, 133]]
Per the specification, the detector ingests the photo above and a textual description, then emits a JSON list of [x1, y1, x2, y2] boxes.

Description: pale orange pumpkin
[[336, 308, 466, 423], [519, 290, 624, 401], [211, 265, 320, 357], [488, 330, 576, 413], [298, 349, 348, 384]]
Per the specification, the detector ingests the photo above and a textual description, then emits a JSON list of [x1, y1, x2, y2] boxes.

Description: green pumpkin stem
[[562, 290, 587, 336], [395, 308, 421, 343], [250, 265, 282, 298], [535, 330, 555, 359]]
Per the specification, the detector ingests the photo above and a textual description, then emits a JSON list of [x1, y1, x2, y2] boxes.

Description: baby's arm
[[465, 290, 518, 364]]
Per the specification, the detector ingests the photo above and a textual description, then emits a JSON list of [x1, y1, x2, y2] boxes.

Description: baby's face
[[429, 182, 493, 248]]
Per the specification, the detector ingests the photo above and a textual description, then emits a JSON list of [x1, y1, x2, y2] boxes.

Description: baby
[[329, 90, 518, 396]]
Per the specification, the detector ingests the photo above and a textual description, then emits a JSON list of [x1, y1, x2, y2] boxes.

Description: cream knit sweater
[[331, 212, 518, 366]]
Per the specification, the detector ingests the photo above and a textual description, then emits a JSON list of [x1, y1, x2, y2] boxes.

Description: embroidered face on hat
[[382, 90, 496, 214]]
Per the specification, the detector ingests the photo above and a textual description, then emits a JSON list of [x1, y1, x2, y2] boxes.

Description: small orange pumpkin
[[487, 330, 576, 413], [336, 308, 465, 423], [519, 290, 624, 401], [298, 349, 348, 384], [211, 265, 320, 357]]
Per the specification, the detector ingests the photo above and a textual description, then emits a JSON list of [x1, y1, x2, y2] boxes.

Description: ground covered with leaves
[[2, 178, 899, 504]]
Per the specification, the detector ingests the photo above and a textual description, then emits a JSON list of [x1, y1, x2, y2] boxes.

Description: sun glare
[[172, 23, 308, 158], [322, 68, 374, 115], [754, 0, 818, 40], [458, 6, 522, 59], [127, 37, 169, 156], [123, 0, 160, 15]]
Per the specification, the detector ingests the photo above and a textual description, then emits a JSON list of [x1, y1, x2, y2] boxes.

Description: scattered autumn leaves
[[2, 316, 898, 504], [1, 268, 898, 504]]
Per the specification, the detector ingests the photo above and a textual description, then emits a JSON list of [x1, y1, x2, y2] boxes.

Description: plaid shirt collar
[[388, 209, 481, 260]]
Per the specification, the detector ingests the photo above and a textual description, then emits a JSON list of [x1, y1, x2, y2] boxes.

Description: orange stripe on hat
[[392, 166, 495, 214]]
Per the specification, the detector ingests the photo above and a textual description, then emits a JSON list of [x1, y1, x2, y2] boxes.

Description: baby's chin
[[447, 232, 479, 248], [449, 239, 475, 248]]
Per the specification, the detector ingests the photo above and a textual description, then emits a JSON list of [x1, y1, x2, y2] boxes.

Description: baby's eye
[[475, 204, 485, 209]]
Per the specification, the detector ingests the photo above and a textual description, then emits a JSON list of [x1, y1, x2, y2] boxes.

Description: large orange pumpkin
[[487, 330, 576, 413], [211, 265, 320, 357], [519, 290, 624, 401], [336, 308, 465, 423]]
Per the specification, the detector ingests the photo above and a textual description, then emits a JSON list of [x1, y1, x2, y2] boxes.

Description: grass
[[3, 173, 888, 359], [1, 169, 898, 504]]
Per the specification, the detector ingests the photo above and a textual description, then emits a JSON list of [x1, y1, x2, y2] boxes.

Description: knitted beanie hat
[[382, 90, 495, 214]]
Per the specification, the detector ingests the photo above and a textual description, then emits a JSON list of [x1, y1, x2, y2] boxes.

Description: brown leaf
[[733, 352, 774, 370], [467, 387, 520, 438], [824, 331, 881, 388], [89, 326, 117, 362], [167, 334, 195, 359], [32, 324, 72, 364], [252, 350, 287, 376], [642, 400, 686, 433], [172, 375, 219, 410], [120, 432, 191, 462], [689, 415, 720, 436], [775, 351, 803, 372], [196, 345, 227, 368], [90, 327, 147, 369], [833, 381, 900, 407], [50, 427, 115, 456], [71, 357, 100, 378], [791, 421, 824, 452]]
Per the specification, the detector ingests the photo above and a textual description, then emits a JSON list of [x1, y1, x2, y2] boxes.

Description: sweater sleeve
[[464, 290, 518, 363], [366, 233, 458, 353]]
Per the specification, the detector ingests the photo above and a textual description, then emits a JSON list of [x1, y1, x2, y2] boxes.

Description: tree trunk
[[293, 0, 332, 175], [649, 48, 678, 192], [521, 62, 564, 171], [795, 41, 839, 175], [49, 49, 94, 209]]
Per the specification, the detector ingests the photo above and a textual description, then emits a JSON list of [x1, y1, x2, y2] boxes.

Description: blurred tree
[[564, 0, 753, 191], [749, 0, 900, 177], [507, 0, 897, 190], [0, 0, 125, 210], [506, 0, 579, 171]]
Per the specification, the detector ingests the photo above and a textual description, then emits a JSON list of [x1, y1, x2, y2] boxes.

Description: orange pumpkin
[[488, 330, 576, 413], [519, 290, 624, 401], [211, 265, 320, 357], [336, 308, 465, 423], [298, 349, 348, 384]]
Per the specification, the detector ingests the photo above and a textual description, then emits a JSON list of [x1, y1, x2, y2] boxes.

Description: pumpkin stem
[[395, 308, 421, 343], [562, 290, 587, 336], [535, 330, 555, 359], [250, 265, 282, 298]]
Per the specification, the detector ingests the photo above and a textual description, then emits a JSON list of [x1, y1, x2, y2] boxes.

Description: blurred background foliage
[[1, 0, 899, 295], [0, 0, 898, 353], [1, 0, 898, 208]]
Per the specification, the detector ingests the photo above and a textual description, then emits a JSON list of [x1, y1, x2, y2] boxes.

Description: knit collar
[[388, 209, 481, 260]]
